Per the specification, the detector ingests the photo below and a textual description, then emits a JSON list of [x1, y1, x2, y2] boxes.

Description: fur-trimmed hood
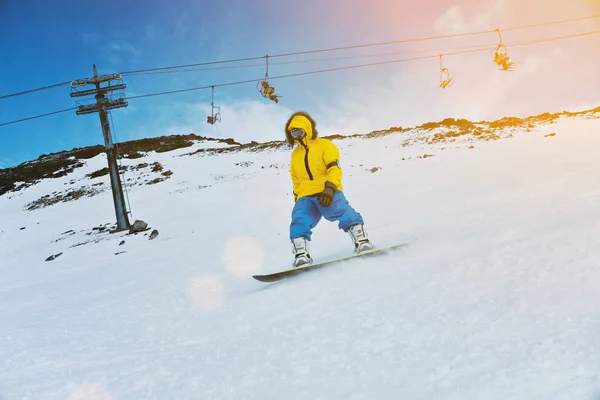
[[284, 111, 318, 146]]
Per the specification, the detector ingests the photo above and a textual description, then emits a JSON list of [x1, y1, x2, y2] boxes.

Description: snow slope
[[1, 112, 600, 399]]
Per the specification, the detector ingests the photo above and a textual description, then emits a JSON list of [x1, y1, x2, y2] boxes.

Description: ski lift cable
[[124, 29, 600, 100], [1, 28, 599, 128], [2, 13, 599, 100], [0, 81, 72, 101], [0, 107, 76, 127], [121, 13, 600, 75], [128, 42, 503, 77]]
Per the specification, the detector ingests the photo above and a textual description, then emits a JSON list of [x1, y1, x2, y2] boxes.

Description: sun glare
[[222, 236, 263, 277]]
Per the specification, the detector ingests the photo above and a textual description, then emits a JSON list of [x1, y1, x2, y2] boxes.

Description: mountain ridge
[[2, 105, 599, 201]]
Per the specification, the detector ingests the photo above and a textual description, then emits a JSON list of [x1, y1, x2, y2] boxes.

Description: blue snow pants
[[290, 191, 364, 240]]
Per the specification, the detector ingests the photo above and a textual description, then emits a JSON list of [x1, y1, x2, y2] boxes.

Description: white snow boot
[[291, 237, 313, 268], [348, 224, 375, 254]]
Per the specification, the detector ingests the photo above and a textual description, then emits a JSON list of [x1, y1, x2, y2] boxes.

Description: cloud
[[516, 54, 550, 75], [119, 102, 137, 116], [145, 25, 158, 41], [107, 43, 139, 54], [78, 32, 141, 66], [195, 100, 294, 143], [433, 0, 506, 34], [433, 5, 489, 33], [309, 51, 553, 133], [80, 32, 100, 46], [106, 42, 141, 66], [175, 12, 191, 35], [143, 13, 191, 43], [128, 97, 295, 144], [0, 156, 15, 169]]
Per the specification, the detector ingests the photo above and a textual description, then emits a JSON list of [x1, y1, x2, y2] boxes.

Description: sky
[[0, 0, 599, 168]]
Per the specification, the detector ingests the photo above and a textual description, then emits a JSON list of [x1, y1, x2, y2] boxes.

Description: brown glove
[[318, 181, 337, 207]]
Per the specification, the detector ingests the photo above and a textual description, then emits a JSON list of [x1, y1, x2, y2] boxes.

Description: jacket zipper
[[301, 142, 314, 180]]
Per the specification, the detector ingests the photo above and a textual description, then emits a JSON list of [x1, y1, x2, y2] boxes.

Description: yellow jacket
[[285, 112, 343, 201]]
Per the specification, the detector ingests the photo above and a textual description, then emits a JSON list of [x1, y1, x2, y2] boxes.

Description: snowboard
[[252, 243, 408, 283]]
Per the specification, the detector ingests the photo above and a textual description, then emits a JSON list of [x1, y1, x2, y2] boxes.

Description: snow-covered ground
[[1, 113, 600, 399]]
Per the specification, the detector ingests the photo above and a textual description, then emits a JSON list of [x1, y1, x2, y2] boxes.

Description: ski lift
[[207, 86, 221, 125], [491, 29, 516, 71], [257, 54, 280, 103], [439, 55, 454, 89]]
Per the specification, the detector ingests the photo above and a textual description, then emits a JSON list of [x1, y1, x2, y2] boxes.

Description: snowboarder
[[285, 111, 374, 268]]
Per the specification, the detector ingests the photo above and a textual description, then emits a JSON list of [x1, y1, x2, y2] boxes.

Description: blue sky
[[1, 0, 599, 168]]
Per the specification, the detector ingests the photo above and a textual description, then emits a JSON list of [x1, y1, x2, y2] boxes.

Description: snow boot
[[291, 237, 313, 268], [348, 224, 375, 254]]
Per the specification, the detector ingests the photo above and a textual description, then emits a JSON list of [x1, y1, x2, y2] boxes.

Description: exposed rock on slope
[[0, 134, 240, 196]]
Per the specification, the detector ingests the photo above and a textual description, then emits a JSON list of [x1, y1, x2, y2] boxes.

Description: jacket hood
[[284, 111, 318, 146]]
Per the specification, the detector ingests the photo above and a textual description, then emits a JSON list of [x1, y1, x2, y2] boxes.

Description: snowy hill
[[1, 107, 600, 399]]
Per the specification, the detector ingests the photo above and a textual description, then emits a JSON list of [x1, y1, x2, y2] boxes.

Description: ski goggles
[[290, 128, 306, 139]]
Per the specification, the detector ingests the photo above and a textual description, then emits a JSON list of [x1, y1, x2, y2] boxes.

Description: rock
[[149, 229, 159, 240], [86, 167, 110, 179], [45, 252, 63, 262], [129, 220, 148, 233], [151, 162, 163, 172], [25, 186, 104, 211], [119, 240, 125, 246]]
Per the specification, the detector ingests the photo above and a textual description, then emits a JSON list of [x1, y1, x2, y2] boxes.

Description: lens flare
[[222, 236, 262, 277]]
